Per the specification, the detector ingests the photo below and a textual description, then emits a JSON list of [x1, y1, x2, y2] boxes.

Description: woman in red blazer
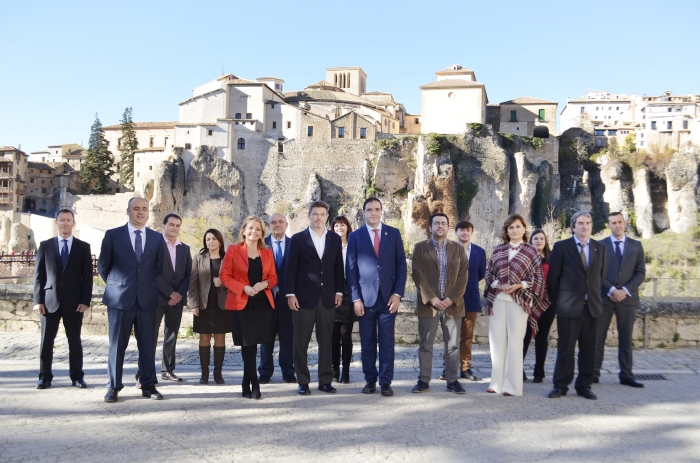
[[220, 216, 277, 399]]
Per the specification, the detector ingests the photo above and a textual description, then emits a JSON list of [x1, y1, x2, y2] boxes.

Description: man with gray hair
[[547, 211, 607, 400]]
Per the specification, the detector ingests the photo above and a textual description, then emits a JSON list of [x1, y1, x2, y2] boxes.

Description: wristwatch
[[393, 293, 402, 300]]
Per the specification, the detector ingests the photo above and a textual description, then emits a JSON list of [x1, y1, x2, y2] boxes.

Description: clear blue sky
[[2, 0, 698, 155]]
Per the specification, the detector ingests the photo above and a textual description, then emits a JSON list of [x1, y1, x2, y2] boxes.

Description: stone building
[[30, 143, 86, 171], [24, 162, 57, 214], [640, 91, 699, 152], [102, 121, 176, 179], [496, 97, 558, 138], [0, 146, 28, 213], [325, 67, 366, 97], [419, 64, 488, 134]]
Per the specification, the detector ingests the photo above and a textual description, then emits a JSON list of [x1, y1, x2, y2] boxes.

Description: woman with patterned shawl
[[483, 213, 550, 396]]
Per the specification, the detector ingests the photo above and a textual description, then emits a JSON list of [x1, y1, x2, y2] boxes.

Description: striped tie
[[134, 230, 143, 262]]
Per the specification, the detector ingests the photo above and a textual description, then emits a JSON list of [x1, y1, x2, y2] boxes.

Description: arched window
[[334, 73, 337, 86], [237, 138, 245, 149], [341, 74, 345, 88], [347, 73, 351, 88], [533, 126, 549, 139]]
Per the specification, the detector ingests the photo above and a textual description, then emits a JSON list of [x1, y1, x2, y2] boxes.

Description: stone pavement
[[1, 331, 699, 462]]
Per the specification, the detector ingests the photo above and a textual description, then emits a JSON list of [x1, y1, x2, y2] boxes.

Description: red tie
[[373, 228, 380, 257]]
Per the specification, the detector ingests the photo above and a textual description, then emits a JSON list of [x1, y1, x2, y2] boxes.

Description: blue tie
[[615, 241, 623, 266], [60, 239, 69, 268], [134, 230, 143, 262], [275, 241, 283, 269]]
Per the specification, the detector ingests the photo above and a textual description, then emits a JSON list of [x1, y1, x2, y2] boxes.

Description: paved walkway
[[1, 332, 699, 462]]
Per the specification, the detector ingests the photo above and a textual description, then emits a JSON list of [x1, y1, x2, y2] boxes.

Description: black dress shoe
[[592, 377, 599, 384], [36, 379, 51, 389], [340, 369, 350, 384], [533, 377, 543, 384], [259, 376, 270, 385], [447, 381, 466, 394], [298, 384, 311, 395], [72, 379, 88, 388], [547, 387, 567, 398], [142, 387, 164, 400], [438, 369, 446, 380], [461, 369, 478, 381], [162, 371, 183, 382], [620, 377, 644, 388], [412, 380, 430, 393], [283, 375, 297, 383], [242, 389, 252, 399], [104, 388, 118, 403], [332, 369, 340, 382], [318, 383, 337, 393], [362, 382, 376, 394], [380, 384, 393, 397], [251, 387, 262, 400], [576, 389, 597, 400]]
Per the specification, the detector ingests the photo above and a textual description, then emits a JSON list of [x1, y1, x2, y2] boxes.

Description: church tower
[[325, 67, 366, 96]]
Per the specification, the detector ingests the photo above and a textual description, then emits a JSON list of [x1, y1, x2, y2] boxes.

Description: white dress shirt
[[309, 227, 327, 259], [127, 222, 147, 251], [463, 243, 471, 262], [56, 235, 74, 254], [573, 235, 590, 267]]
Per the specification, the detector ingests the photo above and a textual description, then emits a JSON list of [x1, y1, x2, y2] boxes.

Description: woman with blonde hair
[[483, 214, 549, 396], [220, 217, 278, 399]]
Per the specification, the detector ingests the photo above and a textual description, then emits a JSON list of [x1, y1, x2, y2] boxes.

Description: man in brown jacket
[[412, 212, 469, 394]]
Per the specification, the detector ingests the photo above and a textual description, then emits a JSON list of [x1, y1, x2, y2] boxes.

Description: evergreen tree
[[81, 114, 116, 193], [118, 107, 138, 189]]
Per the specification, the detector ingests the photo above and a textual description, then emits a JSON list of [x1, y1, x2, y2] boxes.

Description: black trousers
[[293, 299, 335, 386], [39, 307, 84, 381], [332, 321, 354, 371], [594, 302, 637, 380], [137, 304, 184, 376], [552, 305, 597, 392], [523, 304, 557, 379]]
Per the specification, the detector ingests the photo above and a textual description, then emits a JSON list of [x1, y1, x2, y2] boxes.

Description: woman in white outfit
[[483, 214, 549, 396]]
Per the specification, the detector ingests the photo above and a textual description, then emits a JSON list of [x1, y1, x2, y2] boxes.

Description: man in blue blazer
[[98, 197, 166, 403], [258, 213, 296, 384], [346, 197, 407, 397], [455, 220, 486, 381]]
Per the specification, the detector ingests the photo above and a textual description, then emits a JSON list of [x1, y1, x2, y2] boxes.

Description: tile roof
[[102, 122, 178, 130], [419, 79, 485, 90], [0, 145, 24, 153], [501, 97, 557, 105], [28, 162, 55, 170]]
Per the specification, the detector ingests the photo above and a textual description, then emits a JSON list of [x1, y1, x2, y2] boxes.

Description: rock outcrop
[[666, 151, 699, 233], [633, 168, 654, 239]]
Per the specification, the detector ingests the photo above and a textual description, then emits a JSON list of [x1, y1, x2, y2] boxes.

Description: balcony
[[0, 187, 10, 194], [0, 172, 11, 179]]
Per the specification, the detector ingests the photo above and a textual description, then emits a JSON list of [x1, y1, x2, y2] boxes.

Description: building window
[[287, 121, 292, 129], [414, 118, 419, 124], [278, 142, 283, 153], [538, 109, 545, 121], [596, 107, 599, 111], [668, 108, 672, 112], [246, 113, 252, 119], [149, 166, 153, 170], [207, 129, 213, 136], [597, 138, 603, 146], [360, 128, 366, 139], [30, 178, 34, 183], [106, 141, 110, 147], [164, 136, 169, 145], [235, 113, 241, 119], [117, 138, 122, 148], [275, 84, 280, 90], [667, 121, 672, 130], [271, 103, 275, 109], [338, 127, 345, 138], [237, 138, 245, 150], [185, 143, 191, 149], [683, 120, 689, 129], [148, 136, 154, 147], [594, 130, 605, 136], [41, 188, 47, 193], [608, 130, 617, 136], [272, 121, 277, 129], [307, 126, 313, 137], [651, 121, 656, 130], [510, 110, 517, 122], [580, 107, 585, 113]]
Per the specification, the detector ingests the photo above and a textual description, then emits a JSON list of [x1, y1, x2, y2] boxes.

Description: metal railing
[[0, 255, 99, 279]]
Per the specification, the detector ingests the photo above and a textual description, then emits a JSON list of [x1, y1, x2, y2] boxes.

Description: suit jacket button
[[321, 283, 324, 286]]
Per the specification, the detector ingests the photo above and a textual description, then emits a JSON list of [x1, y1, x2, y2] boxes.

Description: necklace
[[509, 242, 523, 251]]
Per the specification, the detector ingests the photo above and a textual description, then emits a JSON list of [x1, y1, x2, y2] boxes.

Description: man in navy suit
[[346, 197, 407, 397], [455, 220, 486, 381], [98, 197, 166, 403], [258, 213, 296, 384], [286, 201, 345, 395], [33, 209, 93, 389]]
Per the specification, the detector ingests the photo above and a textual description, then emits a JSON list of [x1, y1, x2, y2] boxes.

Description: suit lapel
[[122, 224, 139, 263], [377, 223, 388, 259], [619, 237, 633, 269], [566, 238, 586, 272], [602, 237, 618, 270], [52, 237, 64, 272], [426, 240, 439, 267], [358, 226, 376, 257]]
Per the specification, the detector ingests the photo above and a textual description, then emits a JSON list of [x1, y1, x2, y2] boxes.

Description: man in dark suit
[[594, 212, 646, 388], [346, 197, 407, 397], [150, 213, 192, 382], [33, 209, 93, 389], [548, 210, 607, 400], [259, 213, 296, 384], [455, 220, 486, 381], [286, 200, 345, 395], [98, 197, 166, 403]]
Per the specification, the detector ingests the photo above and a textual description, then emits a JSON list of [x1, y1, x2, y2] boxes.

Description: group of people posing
[[32, 196, 646, 403]]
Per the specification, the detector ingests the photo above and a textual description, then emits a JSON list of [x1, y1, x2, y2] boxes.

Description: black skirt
[[193, 258, 232, 334], [334, 283, 357, 323], [228, 257, 273, 346]]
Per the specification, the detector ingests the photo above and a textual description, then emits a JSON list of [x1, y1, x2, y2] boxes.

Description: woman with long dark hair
[[331, 215, 355, 383], [484, 214, 549, 396], [219, 217, 278, 399], [523, 229, 555, 383], [189, 229, 232, 385]]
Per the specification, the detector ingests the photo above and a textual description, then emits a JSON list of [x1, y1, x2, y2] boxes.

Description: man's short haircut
[[268, 213, 287, 224], [363, 197, 382, 211], [308, 200, 329, 214], [429, 212, 449, 226], [607, 211, 625, 221], [455, 220, 474, 232], [163, 213, 182, 225], [55, 208, 75, 219], [570, 210, 593, 229], [127, 196, 148, 209]]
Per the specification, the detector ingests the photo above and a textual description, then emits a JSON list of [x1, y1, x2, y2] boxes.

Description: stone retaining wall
[[2, 285, 699, 348]]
